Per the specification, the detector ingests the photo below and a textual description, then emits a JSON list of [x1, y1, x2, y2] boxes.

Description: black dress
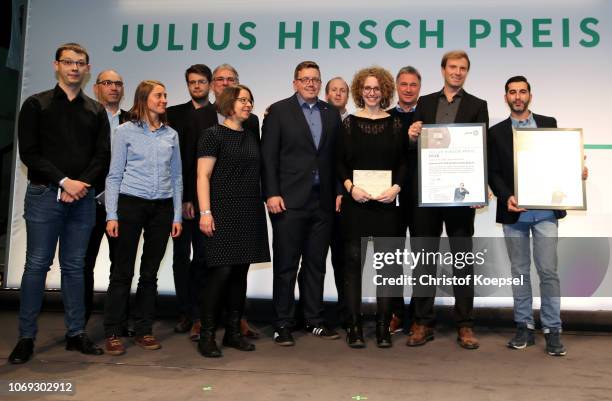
[[198, 124, 270, 267], [336, 115, 409, 240]]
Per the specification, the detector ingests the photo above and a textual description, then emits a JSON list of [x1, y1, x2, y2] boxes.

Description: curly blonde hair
[[350, 66, 395, 109]]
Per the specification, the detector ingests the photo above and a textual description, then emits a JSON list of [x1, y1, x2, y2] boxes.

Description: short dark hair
[[325, 77, 348, 95], [216, 84, 254, 118], [55, 42, 89, 64], [505, 75, 531, 93], [441, 50, 470, 70], [396, 66, 421, 83], [185, 64, 212, 83], [294, 61, 320, 80], [129, 80, 168, 125]]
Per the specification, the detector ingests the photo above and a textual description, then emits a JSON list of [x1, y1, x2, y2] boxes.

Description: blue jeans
[[503, 218, 561, 331], [19, 183, 95, 339]]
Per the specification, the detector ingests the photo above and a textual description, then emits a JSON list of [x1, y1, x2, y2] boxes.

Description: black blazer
[[261, 93, 342, 210], [94, 108, 129, 195], [414, 89, 489, 129], [488, 113, 566, 224]]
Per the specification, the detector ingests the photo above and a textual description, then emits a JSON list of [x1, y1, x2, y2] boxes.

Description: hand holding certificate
[[353, 170, 394, 201]]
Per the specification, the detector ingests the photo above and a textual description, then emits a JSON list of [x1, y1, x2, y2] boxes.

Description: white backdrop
[[6, 0, 612, 310]]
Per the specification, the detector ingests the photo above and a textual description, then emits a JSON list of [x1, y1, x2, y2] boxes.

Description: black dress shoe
[[65, 334, 104, 355], [274, 326, 295, 346], [346, 325, 366, 349], [376, 322, 392, 348], [9, 338, 34, 364]]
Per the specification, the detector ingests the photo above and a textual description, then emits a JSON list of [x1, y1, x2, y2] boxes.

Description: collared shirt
[[340, 109, 349, 121], [435, 88, 463, 124], [395, 103, 416, 113], [296, 93, 323, 184], [106, 109, 122, 147], [18, 84, 110, 185], [105, 121, 183, 223], [510, 112, 555, 223]]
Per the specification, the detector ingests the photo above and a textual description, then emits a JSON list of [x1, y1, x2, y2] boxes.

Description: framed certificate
[[353, 170, 392, 196], [513, 128, 586, 210], [418, 123, 488, 207]]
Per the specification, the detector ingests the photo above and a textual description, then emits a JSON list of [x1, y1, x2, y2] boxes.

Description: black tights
[[200, 264, 249, 323]]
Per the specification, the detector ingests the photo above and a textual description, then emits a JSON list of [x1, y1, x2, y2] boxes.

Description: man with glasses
[[83, 70, 131, 333], [10, 43, 109, 364], [166, 64, 216, 341], [261, 61, 343, 346]]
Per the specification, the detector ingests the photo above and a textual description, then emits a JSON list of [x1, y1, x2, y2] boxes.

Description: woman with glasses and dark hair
[[103, 80, 183, 355], [196, 84, 270, 358], [337, 67, 409, 348]]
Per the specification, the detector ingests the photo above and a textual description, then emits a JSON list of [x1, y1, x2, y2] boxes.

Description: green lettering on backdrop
[[533, 19, 553, 47], [279, 21, 302, 49], [580, 17, 599, 47], [500, 19, 522, 48], [358, 20, 377, 49], [137, 24, 159, 51], [562, 18, 570, 47], [312, 21, 320, 49], [469, 19, 490, 48], [113, 25, 128, 52], [191, 23, 198, 50], [330, 21, 351, 48], [208, 22, 230, 50], [385, 20, 410, 49], [420, 20, 443, 48], [239, 22, 256, 50], [168, 24, 184, 51]]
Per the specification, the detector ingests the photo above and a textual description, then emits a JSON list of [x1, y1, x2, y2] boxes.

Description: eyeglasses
[[296, 77, 321, 85], [213, 77, 236, 83], [236, 97, 253, 106], [58, 59, 88, 68], [188, 79, 209, 86], [363, 86, 381, 94], [97, 80, 124, 87]]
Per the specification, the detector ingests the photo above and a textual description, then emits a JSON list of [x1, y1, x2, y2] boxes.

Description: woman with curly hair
[[337, 67, 409, 348]]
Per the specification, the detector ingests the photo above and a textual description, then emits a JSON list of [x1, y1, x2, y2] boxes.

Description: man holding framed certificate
[[406, 50, 489, 349], [488, 76, 588, 357]]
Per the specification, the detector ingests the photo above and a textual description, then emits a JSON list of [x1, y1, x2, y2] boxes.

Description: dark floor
[[1, 311, 612, 401]]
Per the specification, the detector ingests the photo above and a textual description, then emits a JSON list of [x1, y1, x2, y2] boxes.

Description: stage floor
[[1, 311, 612, 401]]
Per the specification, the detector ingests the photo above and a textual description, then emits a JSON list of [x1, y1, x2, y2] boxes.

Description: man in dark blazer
[[406, 50, 488, 349], [488, 75, 587, 357], [261, 61, 343, 346]]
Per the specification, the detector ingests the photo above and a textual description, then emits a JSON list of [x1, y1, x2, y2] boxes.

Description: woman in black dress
[[337, 67, 409, 348], [196, 85, 270, 357]]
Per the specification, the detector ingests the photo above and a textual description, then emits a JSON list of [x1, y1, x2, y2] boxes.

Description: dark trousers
[[172, 218, 204, 321], [409, 206, 475, 328], [200, 264, 249, 322], [104, 195, 173, 337], [271, 191, 333, 328]]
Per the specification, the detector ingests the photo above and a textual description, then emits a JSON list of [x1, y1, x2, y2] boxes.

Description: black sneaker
[[9, 338, 34, 364], [65, 333, 104, 355], [544, 329, 566, 356], [274, 326, 295, 346], [305, 323, 340, 340], [507, 324, 535, 349]]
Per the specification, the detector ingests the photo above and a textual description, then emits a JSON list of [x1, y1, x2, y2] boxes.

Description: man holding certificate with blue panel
[[406, 50, 488, 350], [488, 76, 588, 357]]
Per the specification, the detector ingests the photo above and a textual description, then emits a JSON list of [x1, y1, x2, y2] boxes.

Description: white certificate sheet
[[353, 170, 392, 196], [514, 128, 586, 210], [418, 123, 488, 207]]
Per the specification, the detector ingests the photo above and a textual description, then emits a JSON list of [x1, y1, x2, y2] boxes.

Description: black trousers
[[199, 264, 249, 323], [84, 203, 124, 324], [271, 190, 333, 328], [409, 206, 475, 328], [104, 195, 173, 337], [172, 218, 204, 321]]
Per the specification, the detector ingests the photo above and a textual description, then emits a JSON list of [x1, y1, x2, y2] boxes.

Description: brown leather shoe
[[190, 320, 201, 342], [389, 314, 403, 335], [105, 335, 126, 356], [240, 318, 260, 339], [457, 327, 480, 349], [406, 323, 434, 346], [135, 335, 161, 350]]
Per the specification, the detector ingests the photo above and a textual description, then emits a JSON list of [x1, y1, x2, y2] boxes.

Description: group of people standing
[[8, 42, 587, 365]]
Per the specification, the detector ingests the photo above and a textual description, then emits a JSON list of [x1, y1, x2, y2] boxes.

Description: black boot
[[223, 311, 255, 351], [198, 318, 222, 358], [376, 321, 392, 348], [346, 316, 365, 348]]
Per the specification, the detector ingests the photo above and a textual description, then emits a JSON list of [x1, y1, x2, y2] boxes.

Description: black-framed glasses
[[188, 79, 209, 86], [363, 86, 381, 94], [236, 97, 253, 106], [295, 77, 321, 85], [58, 59, 88, 68], [213, 76, 236, 83], [97, 80, 124, 87]]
